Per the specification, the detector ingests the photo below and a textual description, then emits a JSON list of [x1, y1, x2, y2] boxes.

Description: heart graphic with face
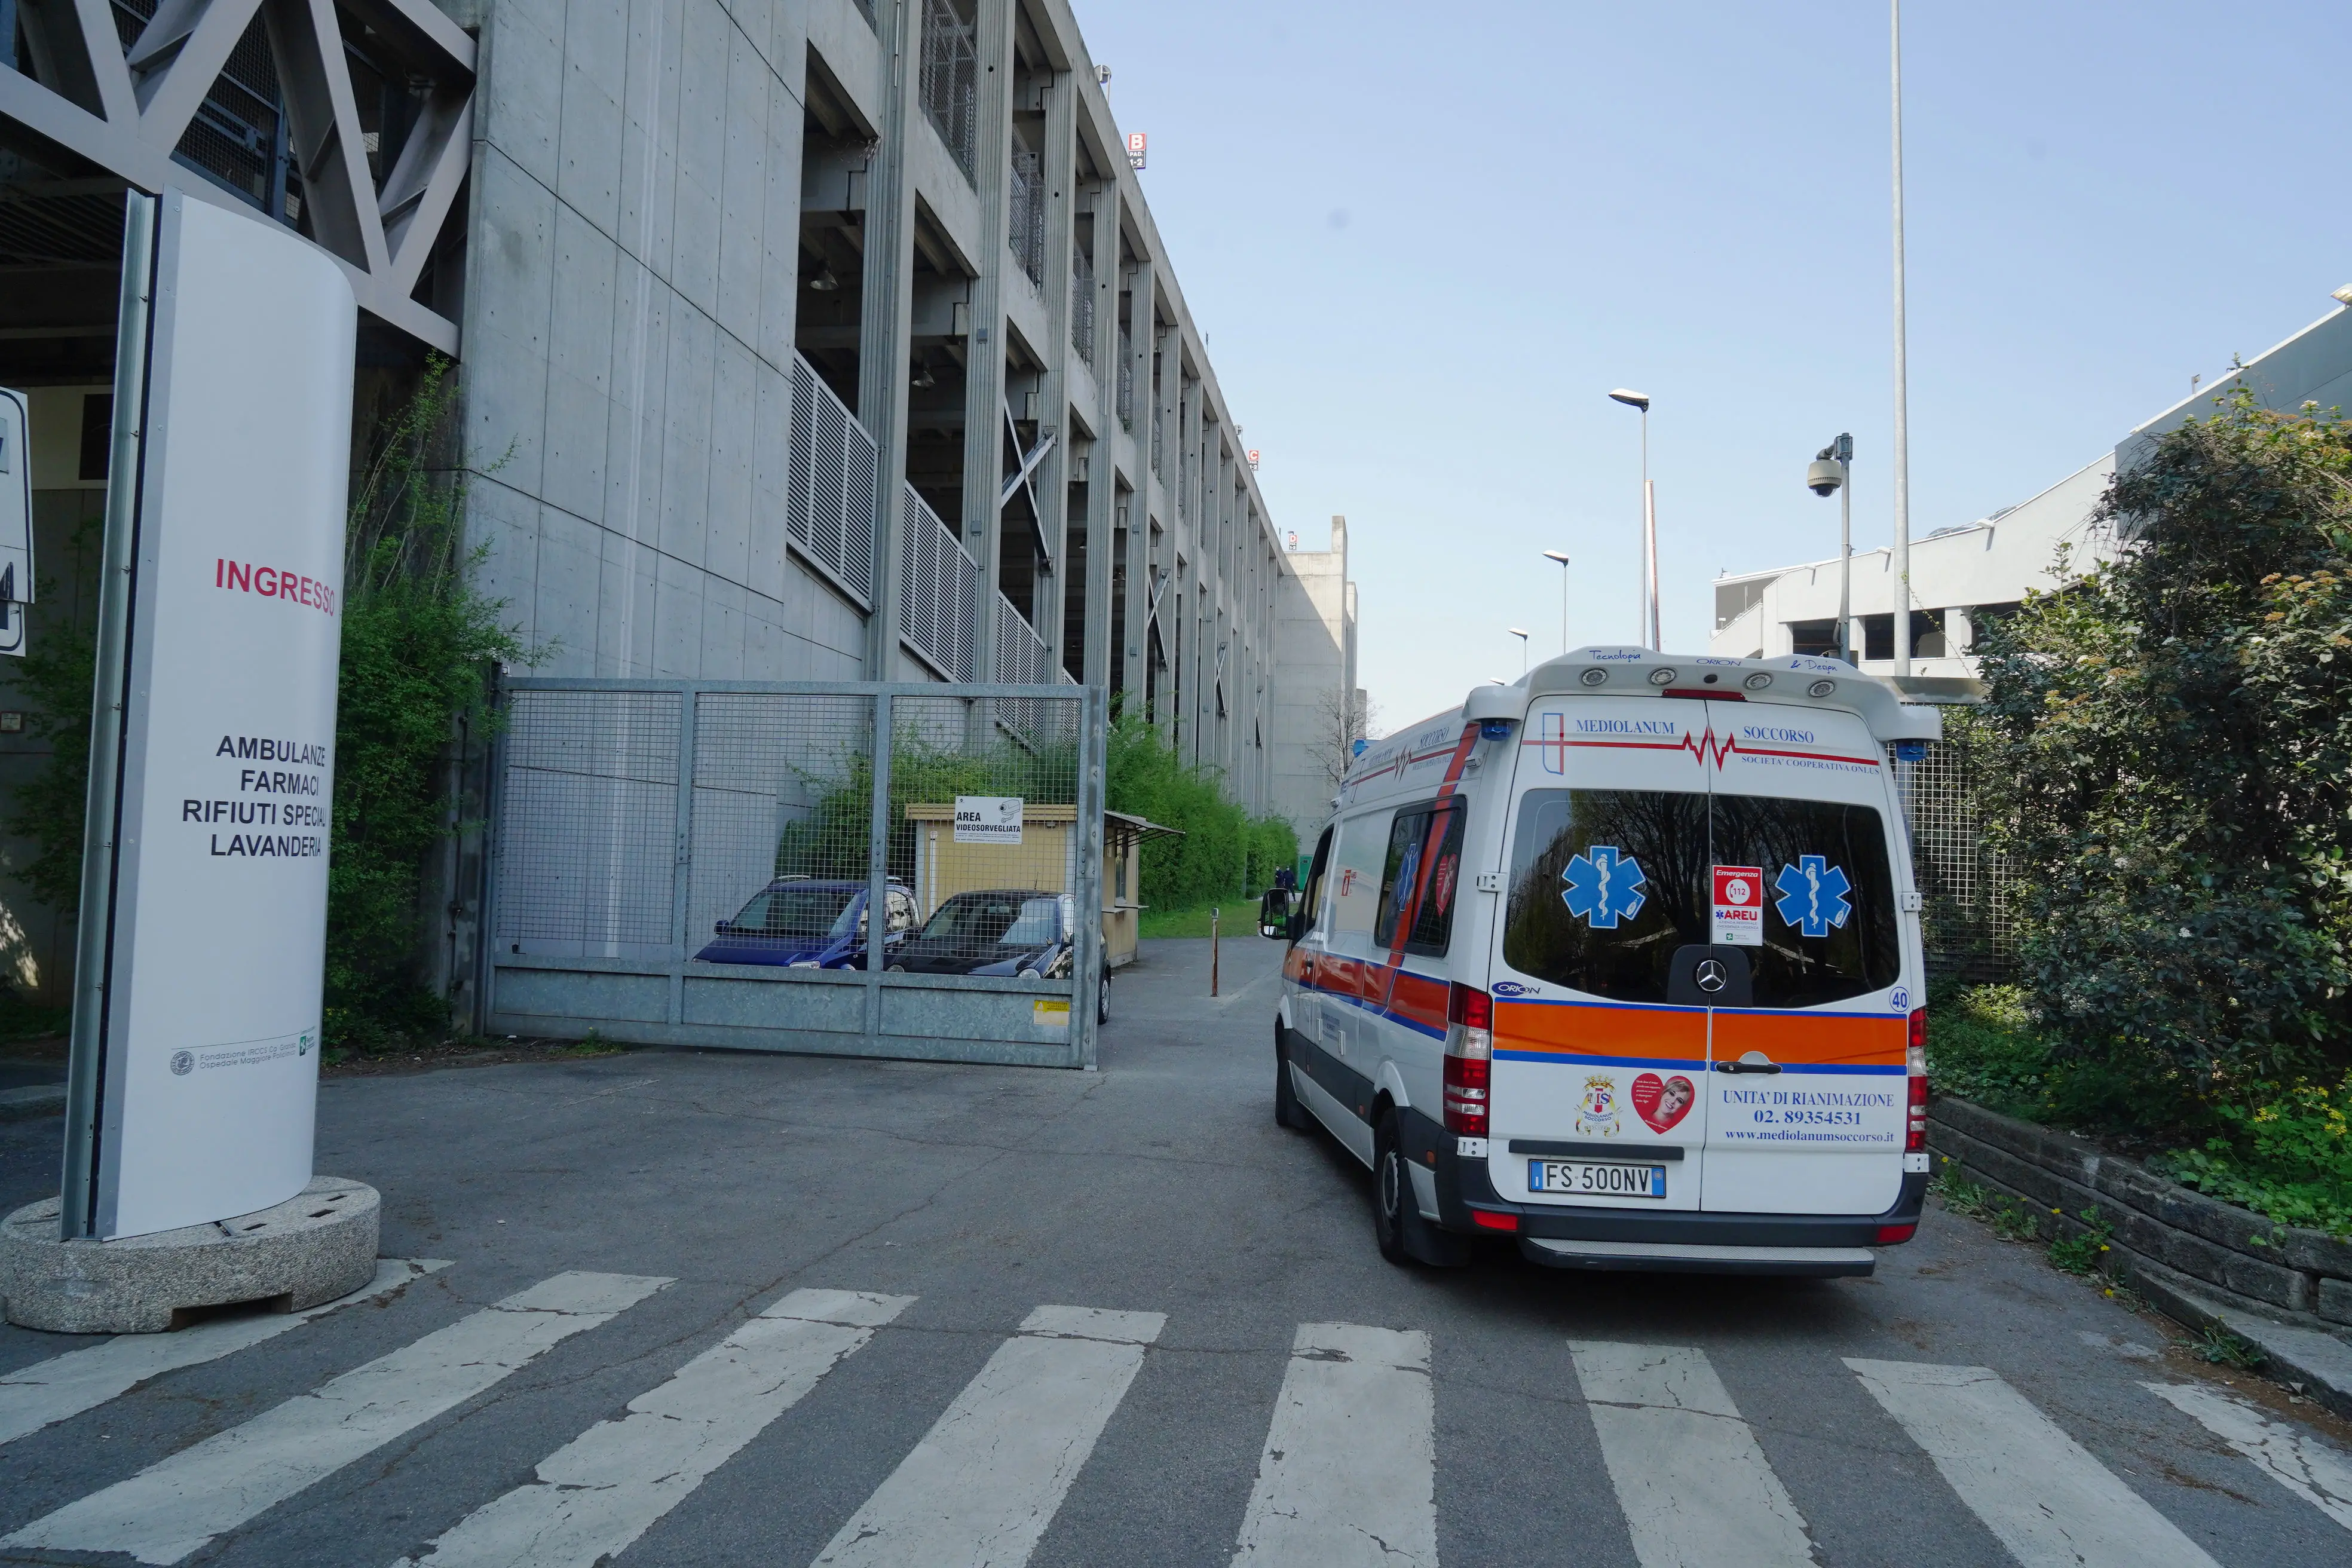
[[1629, 1071, 1696, 1134]]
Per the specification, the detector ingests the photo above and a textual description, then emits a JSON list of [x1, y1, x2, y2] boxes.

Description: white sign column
[[69, 191, 356, 1240]]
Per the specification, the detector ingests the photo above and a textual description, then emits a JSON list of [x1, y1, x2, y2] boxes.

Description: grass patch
[[2048, 1206, 2116, 1276], [1137, 899, 1267, 941], [560, 1030, 627, 1058], [2192, 1324, 2268, 1370]]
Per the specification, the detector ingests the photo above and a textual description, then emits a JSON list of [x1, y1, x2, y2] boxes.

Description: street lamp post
[[1508, 627, 1530, 674], [1805, 434, 1855, 662], [1890, 0, 1913, 679], [1607, 390, 1656, 648], [1542, 550, 1571, 654]]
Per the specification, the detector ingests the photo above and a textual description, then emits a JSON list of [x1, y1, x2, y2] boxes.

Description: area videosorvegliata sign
[[89, 192, 354, 1238]]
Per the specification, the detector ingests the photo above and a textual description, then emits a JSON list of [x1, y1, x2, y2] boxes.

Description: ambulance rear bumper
[[1518, 1237, 1877, 1276], [1401, 1105, 1928, 1255]]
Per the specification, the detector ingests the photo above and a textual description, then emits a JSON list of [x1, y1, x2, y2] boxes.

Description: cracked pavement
[[3, 936, 2350, 1565]]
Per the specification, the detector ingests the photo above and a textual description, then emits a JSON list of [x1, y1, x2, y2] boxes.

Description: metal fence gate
[[481, 679, 1108, 1068]]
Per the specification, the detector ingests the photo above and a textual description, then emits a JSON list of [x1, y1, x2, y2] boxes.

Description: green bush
[[1973, 393, 2352, 1122], [2, 521, 97, 917], [1104, 713, 1296, 912], [326, 360, 523, 1051]]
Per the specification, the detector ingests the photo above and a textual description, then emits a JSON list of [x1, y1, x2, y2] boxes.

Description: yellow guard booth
[[905, 804, 1179, 970]]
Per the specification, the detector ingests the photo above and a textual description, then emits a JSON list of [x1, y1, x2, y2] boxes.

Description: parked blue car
[[695, 877, 915, 968]]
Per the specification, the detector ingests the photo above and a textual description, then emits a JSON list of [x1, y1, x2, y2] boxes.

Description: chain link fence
[[485, 679, 1107, 1067]]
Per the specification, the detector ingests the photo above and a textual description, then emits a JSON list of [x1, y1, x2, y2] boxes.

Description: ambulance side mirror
[[1258, 886, 1290, 939]]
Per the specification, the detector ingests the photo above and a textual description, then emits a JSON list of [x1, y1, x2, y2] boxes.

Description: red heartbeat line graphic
[[1523, 720, 1881, 772]]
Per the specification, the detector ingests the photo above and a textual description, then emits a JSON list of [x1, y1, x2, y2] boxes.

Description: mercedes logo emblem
[[1695, 959, 1728, 994]]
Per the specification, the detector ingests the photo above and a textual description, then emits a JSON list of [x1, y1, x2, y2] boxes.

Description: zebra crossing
[[2, 1263, 2349, 1567]]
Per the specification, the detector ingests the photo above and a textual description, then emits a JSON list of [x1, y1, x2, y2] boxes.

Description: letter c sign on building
[[61, 191, 354, 1241]]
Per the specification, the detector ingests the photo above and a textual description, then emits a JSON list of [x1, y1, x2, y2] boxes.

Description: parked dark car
[[893, 889, 1079, 979], [695, 878, 915, 968]]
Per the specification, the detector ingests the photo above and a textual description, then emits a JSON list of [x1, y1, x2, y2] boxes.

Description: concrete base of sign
[[0, 1177, 379, 1334]]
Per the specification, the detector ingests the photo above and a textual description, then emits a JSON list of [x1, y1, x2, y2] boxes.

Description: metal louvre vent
[[899, 486, 979, 682], [787, 352, 878, 608], [495, 690, 682, 957]]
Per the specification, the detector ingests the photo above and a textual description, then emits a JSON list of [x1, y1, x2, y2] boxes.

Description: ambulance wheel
[[1374, 1110, 1412, 1264], [1098, 973, 1111, 1025], [1376, 1107, 1471, 1269], [1274, 1030, 1310, 1131]]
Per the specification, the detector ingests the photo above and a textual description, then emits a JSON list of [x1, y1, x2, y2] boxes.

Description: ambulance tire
[[1274, 1031, 1311, 1131], [1376, 1107, 1472, 1269]]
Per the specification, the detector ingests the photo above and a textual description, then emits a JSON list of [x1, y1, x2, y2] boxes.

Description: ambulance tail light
[[1906, 1006, 1929, 1154], [1444, 984, 1492, 1137]]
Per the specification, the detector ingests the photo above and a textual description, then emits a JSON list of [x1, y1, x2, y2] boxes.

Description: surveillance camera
[[1805, 458, 1843, 496]]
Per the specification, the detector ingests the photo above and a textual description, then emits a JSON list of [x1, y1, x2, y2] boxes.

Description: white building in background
[[1712, 293, 2352, 679], [1272, 516, 1361, 841]]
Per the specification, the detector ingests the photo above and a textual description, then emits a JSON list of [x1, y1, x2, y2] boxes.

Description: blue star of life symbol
[[1775, 855, 1852, 938], [1563, 845, 1646, 929]]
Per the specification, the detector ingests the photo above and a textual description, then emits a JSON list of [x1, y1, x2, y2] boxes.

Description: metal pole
[[1890, 0, 1912, 679], [1639, 408, 1657, 648], [60, 191, 157, 1241], [1839, 457, 1854, 663], [1559, 561, 1570, 654], [864, 690, 894, 1045], [1643, 479, 1659, 651], [1071, 684, 1105, 1070], [1210, 905, 1220, 997]]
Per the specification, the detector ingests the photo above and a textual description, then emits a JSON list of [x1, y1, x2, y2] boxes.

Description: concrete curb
[[0, 1083, 66, 1122], [1927, 1097, 2352, 1420]]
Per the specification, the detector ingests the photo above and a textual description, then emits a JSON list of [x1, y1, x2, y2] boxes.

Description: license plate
[[1530, 1159, 1667, 1199]]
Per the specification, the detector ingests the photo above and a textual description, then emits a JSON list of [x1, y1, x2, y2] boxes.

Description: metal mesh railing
[[787, 351, 878, 607], [688, 694, 880, 961], [892, 693, 1082, 926], [495, 690, 682, 958], [489, 682, 1102, 1007], [1009, 148, 1044, 287], [1894, 732, 2016, 982], [1116, 326, 1134, 430], [920, 0, 978, 183], [899, 486, 981, 682], [1071, 246, 1095, 360]]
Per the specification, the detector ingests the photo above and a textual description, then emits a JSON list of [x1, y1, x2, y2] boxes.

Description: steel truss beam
[[2, 0, 473, 352]]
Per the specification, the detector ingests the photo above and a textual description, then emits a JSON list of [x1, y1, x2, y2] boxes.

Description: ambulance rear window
[[1502, 789, 1900, 1007], [1501, 789, 1708, 1004], [1711, 795, 1899, 1007]]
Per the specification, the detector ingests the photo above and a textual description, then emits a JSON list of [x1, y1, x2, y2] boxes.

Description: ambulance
[[1261, 648, 1940, 1275]]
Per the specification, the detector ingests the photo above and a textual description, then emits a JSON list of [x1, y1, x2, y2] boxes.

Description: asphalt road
[[2, 937, 2348, 1566]]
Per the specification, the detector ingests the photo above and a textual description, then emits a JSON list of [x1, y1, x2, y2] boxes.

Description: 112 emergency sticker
[[1712, 864, 1763, 946]]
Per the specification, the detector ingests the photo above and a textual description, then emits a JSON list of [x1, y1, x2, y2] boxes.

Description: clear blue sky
[[1076, 1, 2352, 730]]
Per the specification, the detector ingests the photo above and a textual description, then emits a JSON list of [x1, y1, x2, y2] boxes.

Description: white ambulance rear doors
[[1700, 702, 1910, 1215], [1489, 696, 1713, 1211]]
